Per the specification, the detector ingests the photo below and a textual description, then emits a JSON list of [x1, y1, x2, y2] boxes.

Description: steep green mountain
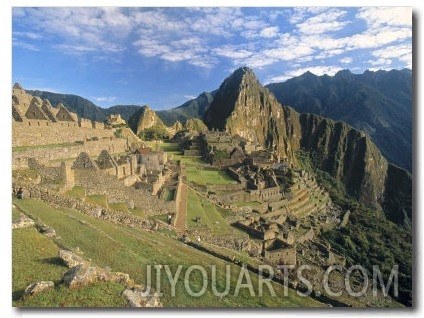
[[127, 105, 168, 136], [157, 91, 215, 126], [26, 90, 107, 122], [204, 67, 411, 226], [265, 69, 412, 171]]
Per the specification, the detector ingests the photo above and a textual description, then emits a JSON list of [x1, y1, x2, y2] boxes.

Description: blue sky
[[12, 6, 412, 110]]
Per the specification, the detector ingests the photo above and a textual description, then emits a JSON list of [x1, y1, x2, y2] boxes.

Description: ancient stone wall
[[264, 245, 297, 265], [73, 169, 175, 216], [233, 221, 263, 239], [12, 121, 112, 147], [27, 158, 63, 183], [78, 118, 93, 128], [12, 139, 128, 170], [250, 186, 281, 201], [206, 183, 243, 192], [19, 185, 172, 232]]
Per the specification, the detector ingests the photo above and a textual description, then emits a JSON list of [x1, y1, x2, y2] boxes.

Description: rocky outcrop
[[204, 67, 411, 223], [172, 120, 184, 132], [184, 118, 208, 134], [24, 281, 55, 295], [59, 249, 91, 268], [128, 105, 167, 136], [12, 213, 35, 229], [122, 286, 162, 307], [60, 265, 131, 288]]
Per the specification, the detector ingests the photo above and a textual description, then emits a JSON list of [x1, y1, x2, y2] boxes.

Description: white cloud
[[259, 26, 279, 38], [213, 47, 253, 59], [372, 44, 412, 59], [340, 57, 353, 64], [94, 96, 117, 103], [372, 43, 412, 69], [296, 8, 349, 35], [356, 7, 411, 31], [265, 65, 343, 83], [346, 28, 412, 50], [12, 41, 39, 51], [264, 45, 314, 61], [13, 7, 412, 73], [13, 32, 43, 40], [368, 58, 392, 67]]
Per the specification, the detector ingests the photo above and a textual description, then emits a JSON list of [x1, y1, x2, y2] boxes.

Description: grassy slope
[[12, 198, 323, 308]]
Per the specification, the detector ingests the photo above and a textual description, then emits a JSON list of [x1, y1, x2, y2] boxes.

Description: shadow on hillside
[[12, 289, 25, 302], [38, 256, 67, 268]]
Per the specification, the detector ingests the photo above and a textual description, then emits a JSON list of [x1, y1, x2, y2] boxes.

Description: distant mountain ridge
[[265, 69, 412, 171], [157, 91, 216, 126], [25, 90, 215, 127]]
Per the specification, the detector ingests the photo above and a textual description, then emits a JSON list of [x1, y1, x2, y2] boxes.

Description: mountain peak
[[334, 69, 354, 80], [13, 82, 24, 90], [203, 67, 263, 130]]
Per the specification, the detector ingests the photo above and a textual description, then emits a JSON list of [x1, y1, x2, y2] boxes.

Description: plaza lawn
[[186, 166, 236, 185]]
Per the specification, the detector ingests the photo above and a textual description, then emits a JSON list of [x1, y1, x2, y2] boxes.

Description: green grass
[[186, 189, 239, 236], [232, 201, 262, 207], [163, 188, 175, 201], [12, 198, 323, 307], [66, 185, 86, 199], [18, 282, 128, 307], [12, 227, 67, 306], [130, 207, 145, 218], [12, 142, 79, 152], [12, 206, 21, 222], [108, 203, 129, 213], [158, 142, 180, 152], [186, 166, 236, 185], [85, 195, 107, 208]]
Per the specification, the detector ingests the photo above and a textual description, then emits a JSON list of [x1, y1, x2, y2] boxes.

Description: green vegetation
[[296, 150, 412, 306], [232, 201, 262, 207], [139, 125, 169, 141], [13, 198, 322, 307], [85, 195, 107, 208], [114, 128, 123, 138], [12, 142, 79, 152], [108, 203, 129, 213], [13, 226, 68, 306], [186, 166, 236, 185], [66, 185, 86, 199], [323, 208, 412, 306], [163, 189, 175, 201], [186, 189, 237, 236], [296, 150, 356, 210]]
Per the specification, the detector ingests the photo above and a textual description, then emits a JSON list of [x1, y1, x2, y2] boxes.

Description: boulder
[[122, 285, 162, 307], [61, 265, 109, 288], [37, 224, 56, 238], [12, 213, 35, 229], [59, 250, 90, 268], [61, 265, 132, 289], [24, 281, 54, 295]]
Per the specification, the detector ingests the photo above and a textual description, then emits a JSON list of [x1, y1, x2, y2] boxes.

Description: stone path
[[173, 182, 187, 232]]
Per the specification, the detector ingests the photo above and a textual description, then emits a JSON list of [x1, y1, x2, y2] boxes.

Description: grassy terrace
[[12, 198, 323, 307], [12, 142, 80, 152], [186, 166, 236, 186], [186, 188, 239, 236]]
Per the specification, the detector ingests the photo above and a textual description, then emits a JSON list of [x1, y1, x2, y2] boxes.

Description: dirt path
[[173, 182, 187, 232]]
